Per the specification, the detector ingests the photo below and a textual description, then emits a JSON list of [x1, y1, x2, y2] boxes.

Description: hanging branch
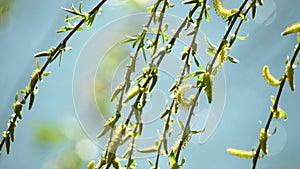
[[251, 28, 300, 169], [0, 0, 108, 155], [174, 0, 261, 164], [92, 1, 202, 169], [153, 1, 209, 168], [226, 22, 300, 169], [97, 0, 164, 162]]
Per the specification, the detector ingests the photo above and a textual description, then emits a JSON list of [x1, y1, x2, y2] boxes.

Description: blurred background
[[0, 0, 300, 169]]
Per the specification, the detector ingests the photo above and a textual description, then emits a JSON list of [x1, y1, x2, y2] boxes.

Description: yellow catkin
[[262, 66, 281, 86], [213, 0, 235, 19], [281, 22, 300, 36], [176, 84, 195, 108], [87, 160, 95, 169], [227, 148, 255, 159]]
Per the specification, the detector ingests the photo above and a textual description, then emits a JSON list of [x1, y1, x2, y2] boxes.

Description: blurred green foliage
[[0, 0, 11, 27], [34, 123, 64, 144]]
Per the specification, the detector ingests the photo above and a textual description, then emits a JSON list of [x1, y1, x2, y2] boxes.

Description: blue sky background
[[0, 0, 300, 169]]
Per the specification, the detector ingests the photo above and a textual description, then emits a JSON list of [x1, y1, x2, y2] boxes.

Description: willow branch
[[252, 42, 300, 169], [0, 0, 108, 154], [176, 0, 252, 163]]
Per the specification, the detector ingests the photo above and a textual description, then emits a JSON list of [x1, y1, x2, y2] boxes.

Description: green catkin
[[123, 85, 140, 103], [29, 69, 40, 91], [259, 128, 268, 155], [286, 62, 295, 91], [262, 66, 282, 87], [203, 73, 213, 103]]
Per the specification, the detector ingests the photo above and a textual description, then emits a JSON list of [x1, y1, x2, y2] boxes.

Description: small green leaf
[[191, 128, 205, 135], [204, 36, 218, 57], [78, 2, 83, 13], [14, 92, 18, 101], [121, 35, 138, 44], [122, 148, 133, 158], [147, 159, 154, 167], [34, 51, 51, 57], [65, 15, 80, 21], [152, 28, 158, 34], [147, 6, 154, 13], [197, 73, 205, 86], [34, 47, 56, 58], [272, 109, 288, 121], [96, 115, 119, 138], [56, 25, 74, 33], [162, 32, 169, 42], [205, 7, 210, 22], [180, 157, 186, 166], [177, 119, 184, 130], [193, 55, 204, 71], [204, 36, 217, 49], [42, 72, 51, 77], [227, 55, 239, 64], [183, 71, 204, 81], [110, 82, 125, 102], [160, 108, 171, 119], [186, 29, 195, 36]]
